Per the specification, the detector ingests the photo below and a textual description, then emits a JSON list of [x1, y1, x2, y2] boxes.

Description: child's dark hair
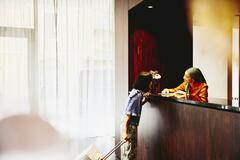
[[132, 71, 152, 92]]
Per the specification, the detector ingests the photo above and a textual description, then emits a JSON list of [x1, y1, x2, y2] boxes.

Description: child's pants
[[121, 125, 137, 160]]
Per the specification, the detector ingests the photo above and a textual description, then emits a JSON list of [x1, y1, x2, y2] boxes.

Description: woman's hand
[[173, 90, 187, 99], [161, 88, 170, 94]]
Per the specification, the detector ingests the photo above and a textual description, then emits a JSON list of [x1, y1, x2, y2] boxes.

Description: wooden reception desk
[[137, 96, 240, 160]]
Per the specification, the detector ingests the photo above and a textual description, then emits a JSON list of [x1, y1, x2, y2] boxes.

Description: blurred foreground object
[[0, 114, 60, 152]]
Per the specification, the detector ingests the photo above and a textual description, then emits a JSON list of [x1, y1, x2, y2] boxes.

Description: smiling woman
[[161, 67, 208, 102]]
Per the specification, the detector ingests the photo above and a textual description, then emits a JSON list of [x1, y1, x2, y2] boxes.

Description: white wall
[[232, 25, 239, 105], [114, 0, 129, 157], [193, 26, 229, 99], [128, 0, 143, 9], [192, 0, 236, 99], [114, 0, 143, 157]]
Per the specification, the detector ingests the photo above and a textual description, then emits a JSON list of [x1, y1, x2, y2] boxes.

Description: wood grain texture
[[138, 97, 240, 160]]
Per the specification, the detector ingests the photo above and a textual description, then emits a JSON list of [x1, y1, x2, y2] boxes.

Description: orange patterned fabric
[[170, 82, 208, 102]]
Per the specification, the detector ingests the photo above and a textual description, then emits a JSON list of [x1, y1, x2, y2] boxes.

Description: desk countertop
[[150, 94, 240, 114]]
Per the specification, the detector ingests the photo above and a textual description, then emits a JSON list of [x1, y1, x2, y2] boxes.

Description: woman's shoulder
[[197, 82, 208, 89]]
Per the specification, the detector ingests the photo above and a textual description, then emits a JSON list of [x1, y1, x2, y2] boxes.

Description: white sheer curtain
[[0, 0, 34, 115], [0, 0, 115, 139]]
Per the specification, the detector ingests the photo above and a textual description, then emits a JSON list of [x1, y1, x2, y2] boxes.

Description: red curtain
[[129, 30, 157, 87]]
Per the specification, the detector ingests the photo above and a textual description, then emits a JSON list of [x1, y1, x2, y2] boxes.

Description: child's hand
[[144, 92, 151, 98], [143, 92, 151, 102], [122, 132, 129, 141]]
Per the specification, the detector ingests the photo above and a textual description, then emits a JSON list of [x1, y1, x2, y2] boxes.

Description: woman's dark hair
[[186, 67, 207, 83], [132, 71, 153, 92]]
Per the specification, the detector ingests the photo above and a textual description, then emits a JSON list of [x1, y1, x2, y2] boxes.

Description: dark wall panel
[[138, 97, 240, 160], [128, 0, 192, 90]]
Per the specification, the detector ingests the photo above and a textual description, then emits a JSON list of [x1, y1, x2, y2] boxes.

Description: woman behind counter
[[161, 67, 208, 102]]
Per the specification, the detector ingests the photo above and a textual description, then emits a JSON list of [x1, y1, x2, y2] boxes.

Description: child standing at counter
[[121, 71, 152, 160]]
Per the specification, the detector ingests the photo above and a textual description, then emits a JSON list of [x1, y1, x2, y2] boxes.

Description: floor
[[0, 136, 119, 160], [72, 136, 118, 160]]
